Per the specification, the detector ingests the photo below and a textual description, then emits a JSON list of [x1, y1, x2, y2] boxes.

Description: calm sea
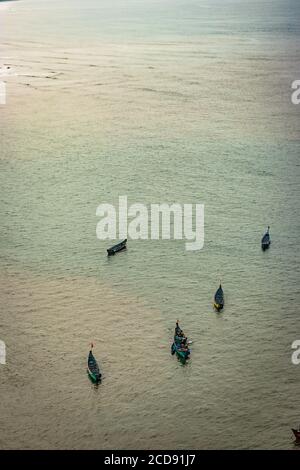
[[0, 0, 299, 449]]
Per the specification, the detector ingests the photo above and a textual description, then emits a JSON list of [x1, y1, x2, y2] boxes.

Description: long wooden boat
[[87, 346, 101, 383], [107, 239, 127, 256], [171, 322, 190, 364], [214, 283, 224, 311], [261, 226, 271, 250]]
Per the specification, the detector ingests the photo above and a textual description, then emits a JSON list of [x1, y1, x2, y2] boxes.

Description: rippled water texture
[[0, 0, 299, 449]]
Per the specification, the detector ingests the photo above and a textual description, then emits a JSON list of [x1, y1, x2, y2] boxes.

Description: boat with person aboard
[[214, 283, 224, 311], [171, 321, 191, 364]]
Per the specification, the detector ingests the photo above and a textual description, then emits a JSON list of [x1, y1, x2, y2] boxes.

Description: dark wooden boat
[[171, 322, 190, 364], [261, 226, 271, 250], [292, 428, 300, 443], [214, 283, 224, 311], [87, 345, 101, 383], [107, 239, 127, 256]]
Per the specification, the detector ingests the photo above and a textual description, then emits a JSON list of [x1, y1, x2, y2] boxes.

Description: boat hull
[[107, 245, 126, 256], [87, 350, 101, 383], [87, 367, 101, 383], [214, 284, 224, 312], [107, 239, 127, 256], [171, 342, 190, 364], [261, 229, 271, 250]]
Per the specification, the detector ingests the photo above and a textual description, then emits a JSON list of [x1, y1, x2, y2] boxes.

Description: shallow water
[[0, 0, 299, 449]]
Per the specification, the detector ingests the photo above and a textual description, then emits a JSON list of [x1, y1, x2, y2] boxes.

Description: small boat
[[107, 239, 127, 256], [171, 321, 190, 364], [292, 428, 300, 443], [87, 344, 101, 383], [261, 226, 271, 250], [214, 283, 224, 311]]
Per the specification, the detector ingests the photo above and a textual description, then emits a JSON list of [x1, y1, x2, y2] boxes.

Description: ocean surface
[[0, 0, 299, 449]]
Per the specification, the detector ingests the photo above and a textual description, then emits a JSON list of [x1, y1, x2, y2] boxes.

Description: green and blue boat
[[87, 345, 102, 383], [171, 322, 191, 364]]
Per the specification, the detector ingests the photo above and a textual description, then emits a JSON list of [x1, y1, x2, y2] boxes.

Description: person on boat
[[175, 324, 186, 338], [174, 333, 185, 344], [175, 321, 183, 336]]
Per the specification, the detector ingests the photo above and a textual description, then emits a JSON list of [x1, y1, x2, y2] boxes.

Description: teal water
[[0, 0, 299, 449]]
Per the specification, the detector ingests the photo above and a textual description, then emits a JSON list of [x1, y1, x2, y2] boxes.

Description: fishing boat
[[107, 239, 127, 256], [261, 226, 271, 250], [171, 321, 190, 364], [87, 344, 101, 383], [292, 428, 300, 443], [214, 283, 224, 311]]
